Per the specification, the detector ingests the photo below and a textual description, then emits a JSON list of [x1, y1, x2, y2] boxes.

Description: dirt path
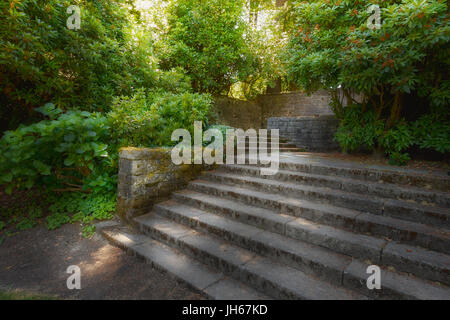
[[0, 223, 205, 300]]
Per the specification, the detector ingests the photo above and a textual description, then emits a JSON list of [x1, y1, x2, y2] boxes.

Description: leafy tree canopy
[[284, 0, 449, 124]]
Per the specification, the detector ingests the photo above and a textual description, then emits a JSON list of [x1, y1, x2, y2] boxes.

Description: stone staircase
[[235, 137, 305, 154], [101, 153, 450, 300]]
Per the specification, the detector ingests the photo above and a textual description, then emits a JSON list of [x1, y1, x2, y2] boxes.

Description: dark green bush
[[0, 89, 213, 195], [335, 104, 449, 165], [412, 112, 450, 154], [0, 104, 112, 194], [335, 105, 384, 153]]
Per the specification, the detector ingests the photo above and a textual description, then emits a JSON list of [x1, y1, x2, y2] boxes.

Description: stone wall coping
[[257, 90, 329, 97], [268, 115, 338, 121], [120, 147, 172, 160]]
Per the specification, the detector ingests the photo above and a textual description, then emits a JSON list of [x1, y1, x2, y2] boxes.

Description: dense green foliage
[[335, 104, 450, 164], [0, 0, 221, 235], [0, 0, 160, 131], [109, 89, 212, 147], [0, 90, 212, 191], [0, 93, 212, 234], [158, 0, 258, 94], [0, 104, 112, 194], [283, 0, 449, 162]]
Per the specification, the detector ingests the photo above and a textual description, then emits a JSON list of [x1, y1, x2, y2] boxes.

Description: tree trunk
[[387, 92, 403, 129]]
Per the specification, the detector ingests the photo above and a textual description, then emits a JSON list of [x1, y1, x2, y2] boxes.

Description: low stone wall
[[267, 116, 340, 151], [117, 147, 207, 222]]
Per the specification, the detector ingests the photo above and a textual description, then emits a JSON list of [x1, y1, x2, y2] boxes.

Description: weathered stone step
[[231, 138, 289, 144], [187, 181, 450, 285], [135, 213, 368, 300], [201, 171, 450, 230], [236, 148, 302, 153], [146, 202, 450, 299], [100, 226, 269, 300], [173, 189, 450, 255], [220, 165, 450, 209], [274, 155, 450, 192], [238, 141, 296, 147]]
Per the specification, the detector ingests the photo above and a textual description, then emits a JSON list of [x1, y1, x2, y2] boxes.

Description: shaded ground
[[0, 223, 205, 300]]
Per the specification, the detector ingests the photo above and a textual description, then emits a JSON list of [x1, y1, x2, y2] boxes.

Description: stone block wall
[[267, 116, 340, 151], [117, 147, 208, 222], [212, 96, 262, 130], [258, 90, 334, 121], [212, 90, 334, 130]]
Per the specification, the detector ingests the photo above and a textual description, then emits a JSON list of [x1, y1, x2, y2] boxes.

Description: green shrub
[[335, 104, 448, 165], [335, 105, 384, 153], [0, 104, 114, 195], [108, 89, 213, 147], [412, 112, 450, 154]]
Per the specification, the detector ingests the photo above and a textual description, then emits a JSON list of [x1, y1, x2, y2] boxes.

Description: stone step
[[220, 165, 450, 209], [236, 148, 303, 153], [238, 142, 296, 147], [273, 155, 450, 192], [135, 213, 368, 300], [187, 181, 450, 285], [100, 225, 269, 300], [230, 138, 289, 144], [144, 202, 450, 299], [201, 171, 450, 230], [173, 189, 450, 255]]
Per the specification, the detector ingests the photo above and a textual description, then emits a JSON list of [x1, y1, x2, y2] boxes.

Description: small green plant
[[0, 289, 57, 300], [16, 218, 36, 231], [388, 152, 411, 166], [81, 225, 96, 238], [46, 213, 71, 231], [0, 221, 5, 231], [412, 113, 450, 154], [44, 191, 115, 236], [29, 207, 42, 219]]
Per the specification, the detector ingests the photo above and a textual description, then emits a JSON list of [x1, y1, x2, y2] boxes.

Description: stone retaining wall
[[212, 90, 334, 130], [117, 147, 208, 222], [212, 96, 262, 129], [259, 90, 333, 121], [267, 116, 340, 151]]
